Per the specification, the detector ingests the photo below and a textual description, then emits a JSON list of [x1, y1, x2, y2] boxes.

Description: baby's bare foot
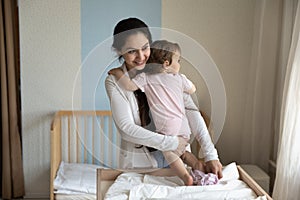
[[183, 174, 193, 186]]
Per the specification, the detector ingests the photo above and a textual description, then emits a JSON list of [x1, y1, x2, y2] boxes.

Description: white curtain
[[272, 1, 300, 199]]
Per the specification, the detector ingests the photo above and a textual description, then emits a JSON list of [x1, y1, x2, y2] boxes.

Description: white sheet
[[54, 161, 107, 195], [104, 162, 267, 200]]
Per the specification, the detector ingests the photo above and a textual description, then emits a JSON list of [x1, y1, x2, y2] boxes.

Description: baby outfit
[[190, 170, 219, 186]]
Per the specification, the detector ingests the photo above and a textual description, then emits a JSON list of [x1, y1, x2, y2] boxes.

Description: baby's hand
[[108, 67, 123, 76]]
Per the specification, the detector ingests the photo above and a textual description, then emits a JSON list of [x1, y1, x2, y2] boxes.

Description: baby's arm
[[186, 82, 196, 94], [181, 74, 196, 94], [108, 68, 139, 91]]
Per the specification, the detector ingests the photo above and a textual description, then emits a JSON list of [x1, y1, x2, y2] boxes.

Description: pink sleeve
[[180, 74, 193, 93]]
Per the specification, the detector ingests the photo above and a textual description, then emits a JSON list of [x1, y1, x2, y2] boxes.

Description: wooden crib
[[50, 110, 119, 200], [50, 110, 272, 200]]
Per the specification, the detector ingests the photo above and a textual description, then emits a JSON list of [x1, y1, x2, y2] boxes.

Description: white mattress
[[104, 162, 268, 200], [54, 162, 107, 195]]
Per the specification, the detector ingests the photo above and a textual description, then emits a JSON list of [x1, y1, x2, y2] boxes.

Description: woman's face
[[120, 32, 150, 71]]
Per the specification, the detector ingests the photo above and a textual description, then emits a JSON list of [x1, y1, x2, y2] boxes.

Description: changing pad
[[104, 162, 267, 200]]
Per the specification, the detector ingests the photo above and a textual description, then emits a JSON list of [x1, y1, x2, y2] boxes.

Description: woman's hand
[[205, 160, 223, 179]]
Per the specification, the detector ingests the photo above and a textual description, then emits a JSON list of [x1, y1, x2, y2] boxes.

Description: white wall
[[163, 0, 255, 118], [19, 0, 81, 198], [162, 0, 281, 170], [162, 0, 255, 163]]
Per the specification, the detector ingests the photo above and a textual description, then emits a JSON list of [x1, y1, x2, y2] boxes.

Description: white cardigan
[[105, 65, 218, 169]]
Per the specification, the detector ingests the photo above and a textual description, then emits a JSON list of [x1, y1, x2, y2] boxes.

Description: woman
[[105, 17, 223, 178]]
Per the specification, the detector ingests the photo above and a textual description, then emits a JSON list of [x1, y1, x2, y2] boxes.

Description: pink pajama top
[[132, 72, 193, 139]]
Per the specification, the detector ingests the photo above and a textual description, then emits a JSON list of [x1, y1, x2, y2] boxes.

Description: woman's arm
[[183, 93, 223, 178], [105, 75, 178, 151], [183, 93, 218, 161]]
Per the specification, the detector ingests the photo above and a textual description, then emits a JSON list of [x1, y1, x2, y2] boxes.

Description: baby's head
[[145, 40, 181, 74]]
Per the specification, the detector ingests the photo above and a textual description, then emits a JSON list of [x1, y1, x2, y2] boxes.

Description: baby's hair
[[145, 40, 181, 74]]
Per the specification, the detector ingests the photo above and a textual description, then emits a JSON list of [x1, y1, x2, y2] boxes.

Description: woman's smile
[[120, 32, 150, 71]]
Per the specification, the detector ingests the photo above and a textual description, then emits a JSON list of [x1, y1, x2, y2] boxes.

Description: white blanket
[[104, 162, 267, 200]]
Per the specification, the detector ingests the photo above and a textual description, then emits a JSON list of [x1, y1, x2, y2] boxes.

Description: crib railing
[[50, 110, 120, 200], [50, 110, 213, 200]]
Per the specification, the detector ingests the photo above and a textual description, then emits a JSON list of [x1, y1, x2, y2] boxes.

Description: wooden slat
[[100, 116, 105, 165], [84, 116, 87, 163], [67, 116, 71, 162], [50, 111, 61, 131], [50, 112, 62, 200], [116, 123, 120, 167], [76, 116, 79, 163], [92, 116, 95, 164], [108, 116, 113, 167]]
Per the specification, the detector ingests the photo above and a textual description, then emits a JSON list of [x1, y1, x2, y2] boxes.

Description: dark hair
[[112, 17, 152, 52], [145, 40, 181, 74]]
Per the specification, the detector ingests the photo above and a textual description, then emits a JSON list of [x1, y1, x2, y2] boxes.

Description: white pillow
[[54, 161, 107, 194]]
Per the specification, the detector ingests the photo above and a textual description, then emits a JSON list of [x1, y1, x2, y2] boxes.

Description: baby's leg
[[169, 158, 193, 186], [181, 151, 205, 172], [163, 151, 193, 186]]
